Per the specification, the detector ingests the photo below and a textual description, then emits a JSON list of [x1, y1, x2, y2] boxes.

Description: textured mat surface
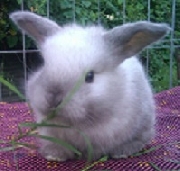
[[0, 87, 180, 171]]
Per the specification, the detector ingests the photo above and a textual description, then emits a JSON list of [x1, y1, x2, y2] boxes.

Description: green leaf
[[14, 142, 37, 149], [149, 162, 162, 171], [20, 122, 70, 129], [132, 145, 161, 157], [16, 0, 22, 5], [168, 160, 180, 164], [57, 71, 86, 110], [63, 11, 73, 19], [75, 6, 81, 14], [7, 36, 18, 48], [31, 134, 81, 156], [117, 0, 123, 5], [77, 131, 93, 162], [82, 1, 92, 8], [81, 155, 108, 171], [0, 76, 25, 100], [20, 122, 93, 161], [18, 125, 23, 136], [106, 1, 118, 12], [60, 1, 72, 9]]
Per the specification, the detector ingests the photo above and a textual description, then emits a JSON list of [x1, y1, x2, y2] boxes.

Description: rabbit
[[10, 11, 170, 161]]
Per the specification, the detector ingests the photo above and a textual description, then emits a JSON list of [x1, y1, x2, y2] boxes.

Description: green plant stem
[[149, 162, 162, 171], [81, 155, 108, 171], [0, 76, 25, 100], [132, 141, 180, 157]]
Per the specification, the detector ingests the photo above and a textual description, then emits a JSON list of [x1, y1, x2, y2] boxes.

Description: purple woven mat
[[0, 87, 180, 171]]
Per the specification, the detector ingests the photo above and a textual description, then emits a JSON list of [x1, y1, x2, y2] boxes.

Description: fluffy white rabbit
[[10, 11, 170, 161]]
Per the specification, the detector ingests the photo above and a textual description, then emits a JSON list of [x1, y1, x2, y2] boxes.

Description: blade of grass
[[31, 134, 81, 156], [81, 155, 108, 171], [56, 71, 86, 111], [132, 141, 180, 157], [9, 126, 37, 145], [1, 72, 91, 161], [18, 125, 23, 136], [0, 76, 25, 100], [14, 142, 37, 150], [20, 122, 93, 161], [11, 140, 19, 170], [149, 162, 162, 171], [77, 131, 93, 162], [168, 160, 180, 164], [20, 122, 71, 129], [132, 145, 162, 157]]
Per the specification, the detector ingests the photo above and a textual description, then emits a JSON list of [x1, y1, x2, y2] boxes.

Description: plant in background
[[0, 0, 179, 93], [0, 0, 19, 50]]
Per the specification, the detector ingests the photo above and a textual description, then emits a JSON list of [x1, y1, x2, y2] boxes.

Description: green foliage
[[0, 0, 179, 92], [0, 75, 25, 99], [0, 0, 19, 50]]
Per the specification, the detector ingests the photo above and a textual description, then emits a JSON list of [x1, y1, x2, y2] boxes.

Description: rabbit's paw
[[39, 144, 74, 162], [45, 155, 66, 162], [111, 154, 128, 159], [110, 140, 144, 159]]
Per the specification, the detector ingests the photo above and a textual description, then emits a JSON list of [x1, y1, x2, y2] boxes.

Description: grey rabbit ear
[[104, 21, 171, 59], [9, 11, 60, 43]]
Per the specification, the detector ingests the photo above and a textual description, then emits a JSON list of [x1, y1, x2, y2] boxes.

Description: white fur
[[10, 11, 170, 161]]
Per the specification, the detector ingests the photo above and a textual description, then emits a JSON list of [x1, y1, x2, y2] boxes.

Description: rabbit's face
[[27, 26, 119, 124], [10, 11, 170, 125]]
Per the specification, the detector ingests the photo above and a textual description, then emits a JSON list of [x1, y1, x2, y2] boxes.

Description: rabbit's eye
[[85, 71, 94, 83]]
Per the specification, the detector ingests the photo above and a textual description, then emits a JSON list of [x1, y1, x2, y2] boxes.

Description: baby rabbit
[[10, 11, 170, 161]]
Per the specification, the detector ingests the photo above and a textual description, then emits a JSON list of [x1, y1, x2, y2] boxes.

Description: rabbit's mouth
[[48, 100, 62, 111]]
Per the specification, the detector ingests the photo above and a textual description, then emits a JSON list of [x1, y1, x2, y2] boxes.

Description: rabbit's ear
[[10, 11, 60, 43], [104, 21, 171, 59]]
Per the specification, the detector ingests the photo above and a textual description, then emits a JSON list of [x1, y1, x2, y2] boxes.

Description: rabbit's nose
[[48, 93, 63, 107], [47, 87, 64, 109]]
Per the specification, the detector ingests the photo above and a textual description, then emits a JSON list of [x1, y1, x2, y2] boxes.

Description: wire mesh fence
[[0, 0, 179, 102]]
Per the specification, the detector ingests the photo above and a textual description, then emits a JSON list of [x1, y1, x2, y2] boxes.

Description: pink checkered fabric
[[0, 87, 179, 171]]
